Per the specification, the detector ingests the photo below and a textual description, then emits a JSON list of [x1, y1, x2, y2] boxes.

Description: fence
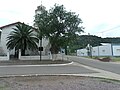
[[18, 49, 66, 60]]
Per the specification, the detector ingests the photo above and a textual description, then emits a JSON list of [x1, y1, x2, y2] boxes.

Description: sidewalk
[[71, 62, 120, 80]]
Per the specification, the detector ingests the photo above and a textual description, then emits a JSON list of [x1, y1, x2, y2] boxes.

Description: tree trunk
[[50, 44, 59, 61], [65, 46, 67, 55], [52, 54, 57, 61], [21, 41, 26, 56], [14, 48, 19, 58]]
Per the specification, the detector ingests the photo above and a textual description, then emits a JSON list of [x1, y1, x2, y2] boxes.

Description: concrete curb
[[0, 61, 74, 67], [0, 74, 120, 81]]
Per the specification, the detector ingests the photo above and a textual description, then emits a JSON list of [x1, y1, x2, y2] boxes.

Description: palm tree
[[6, 23, 38, 56]]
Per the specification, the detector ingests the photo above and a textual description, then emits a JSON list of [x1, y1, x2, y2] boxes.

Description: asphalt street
[[68, 56, 120, 75], [0, 56, 120, 76], [0, 65, 96, 76]]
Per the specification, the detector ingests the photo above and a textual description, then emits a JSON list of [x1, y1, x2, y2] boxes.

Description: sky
[[0, 0, 120, 38]]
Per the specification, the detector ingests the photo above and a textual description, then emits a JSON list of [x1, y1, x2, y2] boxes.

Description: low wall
[[19, 54, 66, 60], [0, 52, 9, 61], [20, 56, 49, 60], [18, 50, 66, 60], [0, 56, 9, 61]]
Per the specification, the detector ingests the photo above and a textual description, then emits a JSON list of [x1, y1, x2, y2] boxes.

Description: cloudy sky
[[0, 0, 120, 37]]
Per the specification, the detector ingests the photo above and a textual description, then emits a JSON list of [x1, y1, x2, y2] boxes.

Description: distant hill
[[69, 35, 120, 53], [102, 37, 120, 43]]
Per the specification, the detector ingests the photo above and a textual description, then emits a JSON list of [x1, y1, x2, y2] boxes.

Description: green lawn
[[0, 86, 7, 90], [111, 57, 120, 62], [84, 56, 120, 62]]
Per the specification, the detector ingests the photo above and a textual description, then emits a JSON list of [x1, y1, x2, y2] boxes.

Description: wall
[[113, 45, 120, 56], [32, 30, 50, 56], [92, 46, 99, 56], [1, 25, 15, 55], [0, 24, 50, 57], [77, 49, 87, 56], [0, 51, 9, 61], [42, 38, 49, 55], [20, 56, 49, 60], [77, 43, 113, 57], [99, 44, 112, 56]]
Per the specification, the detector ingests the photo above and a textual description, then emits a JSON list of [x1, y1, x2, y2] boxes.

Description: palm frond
[[6, 23, 38, 55]]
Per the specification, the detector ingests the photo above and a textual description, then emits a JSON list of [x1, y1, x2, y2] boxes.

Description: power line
[[98, 25, 120, 33]]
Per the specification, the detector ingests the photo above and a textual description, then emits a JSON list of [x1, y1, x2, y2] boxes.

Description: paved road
[[0, 65, 96, 76], [68, 56, 120, 75], [1, 55, 120, 76]]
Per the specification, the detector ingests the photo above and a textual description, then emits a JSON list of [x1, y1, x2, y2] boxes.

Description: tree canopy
[[77, 35, 102, 48], [67, 35, 102, 53], [34, 4, 84, 54], [102, 37, 120, 43], [70, 35, 120, 53]]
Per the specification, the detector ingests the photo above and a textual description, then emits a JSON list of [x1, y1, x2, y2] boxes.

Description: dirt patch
[[94, 57, 111, 62], [0, 75, 120, 90], [0, 60, 71, 65]]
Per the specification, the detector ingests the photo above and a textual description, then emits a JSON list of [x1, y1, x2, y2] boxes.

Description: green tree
[[34, 5, 49, 40], [77, 35, 102, 48], [102, 37, 120, 43], [34, 4, 84, 54], [6, 23, 38, 56]]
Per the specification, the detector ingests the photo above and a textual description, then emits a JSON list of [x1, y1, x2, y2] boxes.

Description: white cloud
[[0, 0, 120, 37]]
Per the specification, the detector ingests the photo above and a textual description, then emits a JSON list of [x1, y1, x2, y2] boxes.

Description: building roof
[[0, 22, 21, 29], [0, 22, 37, 30]]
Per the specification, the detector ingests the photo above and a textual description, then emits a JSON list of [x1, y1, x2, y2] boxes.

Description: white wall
[[1, 25, 15, 55], [113, 45, 120, 56], [42, 38, 49, 55], [92, 46, 99, 56], [77, 49, 87, 56], [20, 56, 49, 60], [99, 44, 112, 56], [0, 24, 50, 57], [0, 51, 9, 61], [77, 43, 114, 57], [30, 30, 50, 56], [19, 55, 64, 60]]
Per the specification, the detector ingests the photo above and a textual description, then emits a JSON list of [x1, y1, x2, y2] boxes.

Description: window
[[116, 49, 120, 52], [102, 50, 105, 52]]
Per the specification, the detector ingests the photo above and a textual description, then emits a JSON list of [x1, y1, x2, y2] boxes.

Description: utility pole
[[35, 3, 45, 61]]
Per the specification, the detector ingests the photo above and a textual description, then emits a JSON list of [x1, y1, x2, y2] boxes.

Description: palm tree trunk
[[21, 40, 27, 56]]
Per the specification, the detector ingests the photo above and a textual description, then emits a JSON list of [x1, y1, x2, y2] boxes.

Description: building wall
[[113, 45, 120, 56], [99, 44, 112, 56], [77, 43, 114, 57], [1, 25, 15, 55], [0, 24, 50, 56], [42, 38, 50, 55], [92, 46, 99, 56], [77, 49, 87, 56]]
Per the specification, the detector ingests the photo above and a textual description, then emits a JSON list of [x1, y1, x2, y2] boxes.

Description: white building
[[0, 5, 51, 61], [77, 43, 120, 57], [0, 22, 50, 60]]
